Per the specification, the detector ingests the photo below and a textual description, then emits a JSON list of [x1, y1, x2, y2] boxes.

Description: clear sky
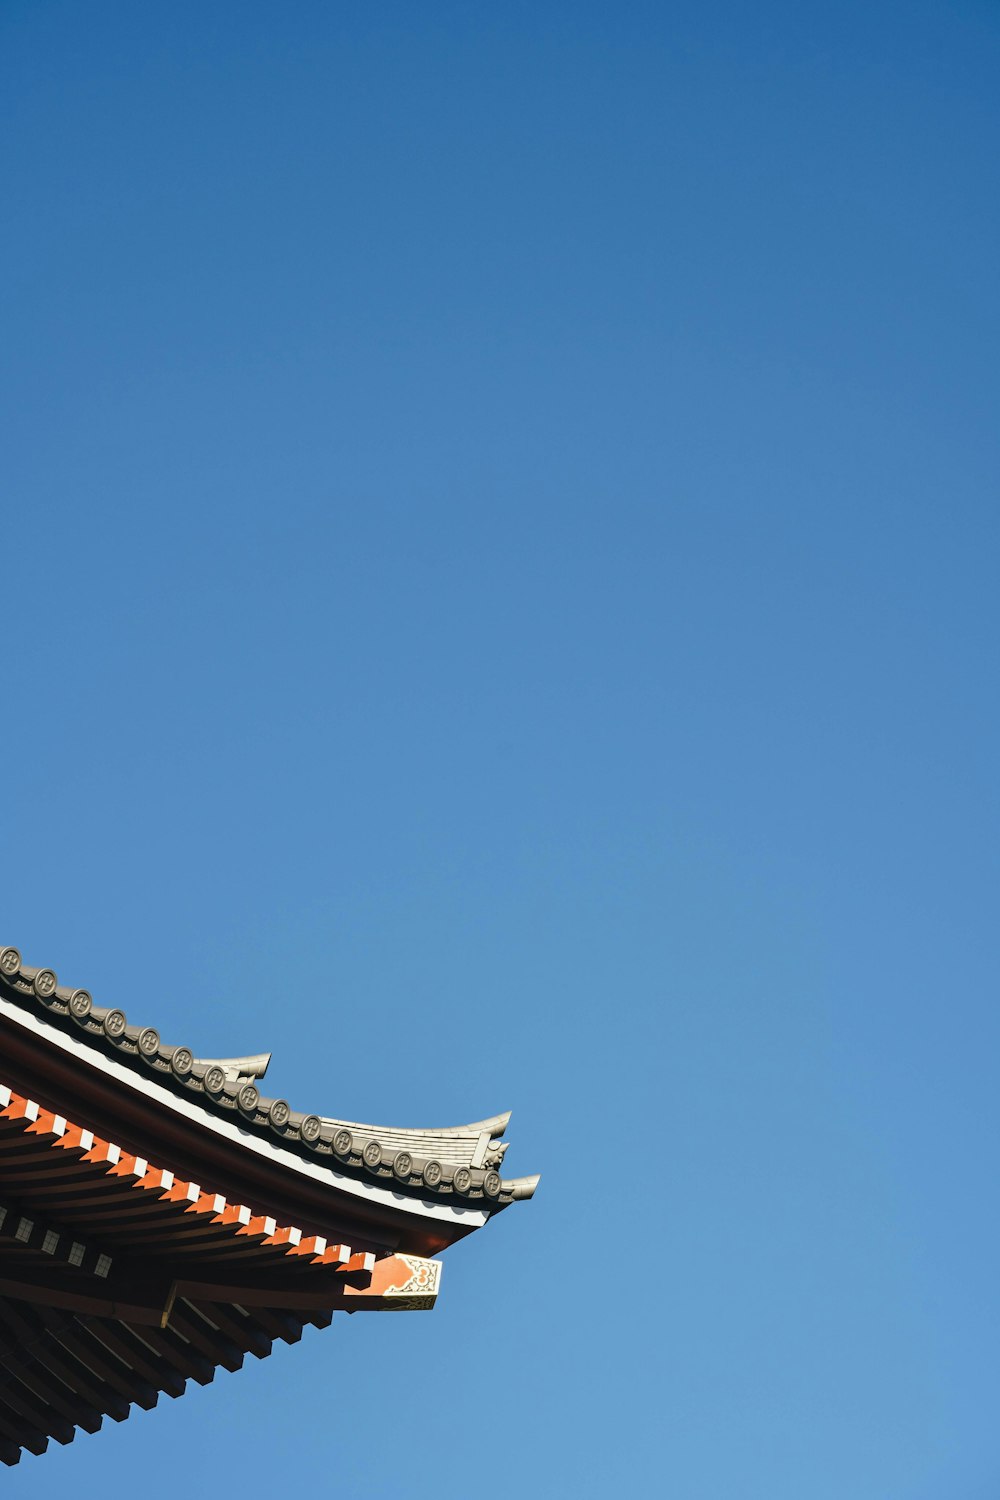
[[2, 2, 999, 1495]]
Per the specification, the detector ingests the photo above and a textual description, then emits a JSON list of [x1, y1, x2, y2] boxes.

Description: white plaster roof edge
[[0, 995, 487, 1229]]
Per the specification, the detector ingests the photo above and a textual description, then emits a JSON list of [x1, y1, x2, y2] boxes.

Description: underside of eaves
[[0, 943, 538, 1466]]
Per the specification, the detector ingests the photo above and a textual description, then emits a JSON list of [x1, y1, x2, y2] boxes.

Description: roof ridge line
[[0, 946, 535, 1211]]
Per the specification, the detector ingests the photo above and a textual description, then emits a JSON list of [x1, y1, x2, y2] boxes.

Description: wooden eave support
[[175, 1252, 442, 1313], [0, 1266, 176, 1327]]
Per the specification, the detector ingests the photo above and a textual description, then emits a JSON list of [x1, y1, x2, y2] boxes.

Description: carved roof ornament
[[0, 947, 539, 1208]]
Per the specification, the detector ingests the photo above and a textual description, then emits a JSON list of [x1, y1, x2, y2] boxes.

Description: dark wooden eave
[[0, 946, 538, 1213], [0, 940, 538, 1466], [0, 1080, 445, 1465]]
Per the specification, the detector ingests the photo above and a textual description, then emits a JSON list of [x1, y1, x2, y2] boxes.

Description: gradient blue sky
[[3, 3, 999, 1496]]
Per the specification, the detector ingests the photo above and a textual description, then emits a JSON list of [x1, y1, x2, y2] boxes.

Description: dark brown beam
[[0, 1300, 128, 1423], [0, 1341, 103, 1434], [167, 1303, 244, 1373], [0, 1399, 48, 1456], [0, 1371, 75, 1446], [191, 1300, 272, 1360], [36, 1310, 158, 1412], [0, 1267, 175, 1327], [174, 1277, 353, 1312], [125, 1323, 215, 1387], [81, 1319, 185, 1400], [231, 1302, 304, 1345]]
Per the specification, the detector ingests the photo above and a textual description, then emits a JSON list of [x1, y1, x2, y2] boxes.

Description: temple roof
[[0, 941, 539, 1466], [0, 946, 538, 1211]]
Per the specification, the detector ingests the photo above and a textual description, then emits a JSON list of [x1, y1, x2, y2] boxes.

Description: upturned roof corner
[[0, 945, 537, 1213]]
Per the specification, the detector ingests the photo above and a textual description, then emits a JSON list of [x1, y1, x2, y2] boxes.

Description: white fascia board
[[0, 996, 487, 1230]]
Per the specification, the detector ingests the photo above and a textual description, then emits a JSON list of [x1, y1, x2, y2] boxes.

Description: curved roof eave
[[0, 947, 537, 1212], [0, 993, 489, 1232]]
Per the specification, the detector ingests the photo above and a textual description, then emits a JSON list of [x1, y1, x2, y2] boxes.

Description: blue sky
[[2, 2, 999, 1495]]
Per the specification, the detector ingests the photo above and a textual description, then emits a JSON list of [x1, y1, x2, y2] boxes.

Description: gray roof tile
[[0, 947, 539, 1209]]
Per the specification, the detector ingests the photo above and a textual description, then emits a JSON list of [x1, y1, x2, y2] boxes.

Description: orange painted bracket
[[173, 1255, 443, 1314], [341, 1254, 441, 1312]]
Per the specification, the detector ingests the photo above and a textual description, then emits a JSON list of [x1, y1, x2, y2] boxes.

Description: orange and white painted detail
[[0, 1081, 442, 1308]]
